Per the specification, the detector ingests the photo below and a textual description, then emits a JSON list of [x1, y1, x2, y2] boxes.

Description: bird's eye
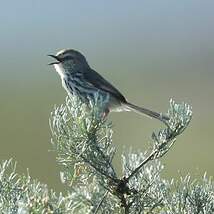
[[63, 55, 74, 61]]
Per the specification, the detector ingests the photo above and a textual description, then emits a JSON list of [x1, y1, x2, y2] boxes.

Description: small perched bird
[[48, 49, 168, 121]]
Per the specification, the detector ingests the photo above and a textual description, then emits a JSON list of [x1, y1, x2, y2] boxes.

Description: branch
[[123, 99, 192, 185]]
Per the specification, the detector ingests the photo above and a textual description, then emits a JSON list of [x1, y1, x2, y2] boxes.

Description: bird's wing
[[83, 68, 126, 103]]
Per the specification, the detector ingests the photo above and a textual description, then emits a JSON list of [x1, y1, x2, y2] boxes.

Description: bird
[[48, 49, 169, 121]]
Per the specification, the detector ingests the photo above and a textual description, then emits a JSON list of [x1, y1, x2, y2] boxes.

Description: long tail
[[124, 102, 169, 121]]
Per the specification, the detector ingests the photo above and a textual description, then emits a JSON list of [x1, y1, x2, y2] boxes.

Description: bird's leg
[[102, 108, 110, 120]]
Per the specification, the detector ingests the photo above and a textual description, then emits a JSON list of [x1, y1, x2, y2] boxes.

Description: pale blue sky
[[0, 0, 213, 76]]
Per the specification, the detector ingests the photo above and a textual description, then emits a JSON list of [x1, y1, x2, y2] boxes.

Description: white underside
[[109, 103, 131, 112], [111, 108, 130, 112], [54, 64, 65, 79], [54, 64, 72, 95]]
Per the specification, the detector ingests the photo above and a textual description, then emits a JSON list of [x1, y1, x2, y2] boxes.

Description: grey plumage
[[49, 49, 169, 121]]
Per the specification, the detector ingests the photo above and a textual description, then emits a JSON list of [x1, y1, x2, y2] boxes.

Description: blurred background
[[0, 0, 213, 193]]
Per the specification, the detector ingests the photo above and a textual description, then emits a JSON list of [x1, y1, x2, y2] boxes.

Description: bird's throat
[[54, 64, 66, 79]]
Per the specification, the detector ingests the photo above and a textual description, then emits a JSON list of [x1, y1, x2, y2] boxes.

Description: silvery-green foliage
[[119, 99, 193, 213], [122, 152, 165, 213], [0, 159, 78, 213], [151, 99, 192, 159], [0, 96, 213, 213], [160, 174, 214, 214], [50, 95, 121, 213], [50, 95, 116, 181]]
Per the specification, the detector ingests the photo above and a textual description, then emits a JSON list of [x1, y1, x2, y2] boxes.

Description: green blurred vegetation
[[0, 70, 213, 193]]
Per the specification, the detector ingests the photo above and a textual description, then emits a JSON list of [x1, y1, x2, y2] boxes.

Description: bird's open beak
[[48, 54, 61, 65]]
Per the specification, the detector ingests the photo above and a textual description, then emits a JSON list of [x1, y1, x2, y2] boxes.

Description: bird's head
[[48, 49, 89, 76]]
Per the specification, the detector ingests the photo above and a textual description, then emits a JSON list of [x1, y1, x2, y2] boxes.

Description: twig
[[94, 190, 109, 214], [124, 150, 157, 183]]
